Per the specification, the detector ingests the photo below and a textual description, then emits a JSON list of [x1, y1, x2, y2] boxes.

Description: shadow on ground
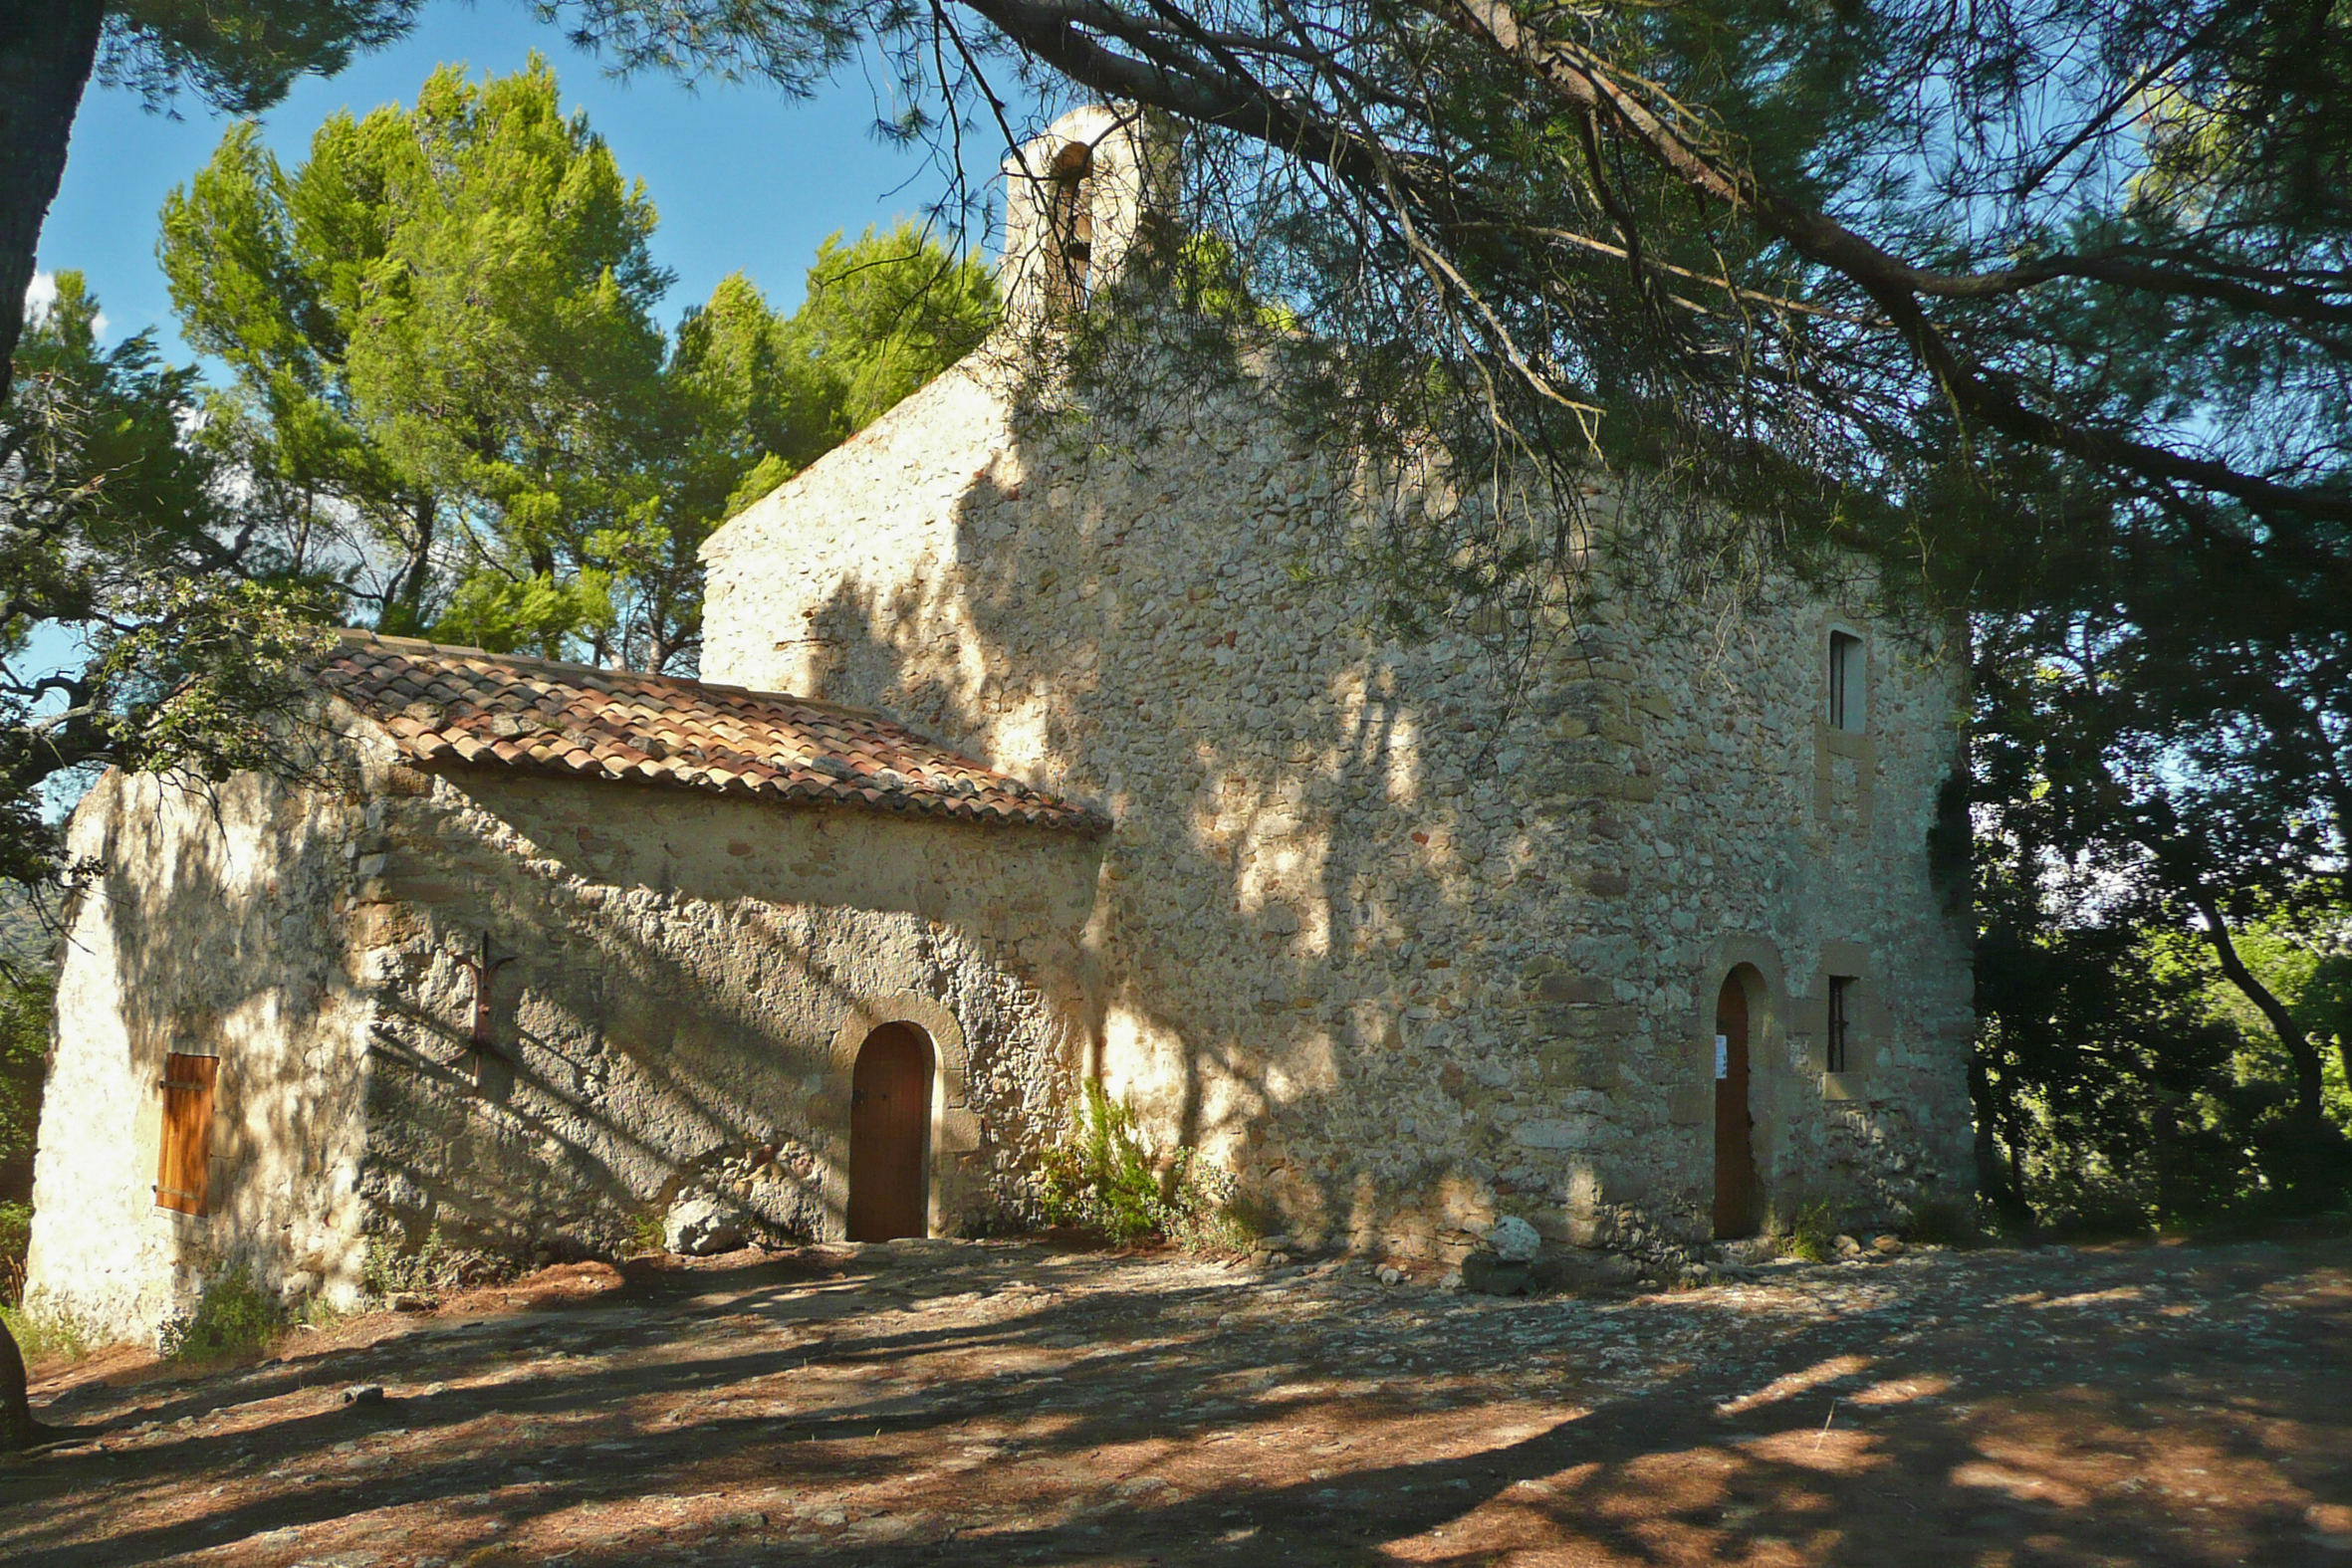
[[2, 1235, 2346, 1566]]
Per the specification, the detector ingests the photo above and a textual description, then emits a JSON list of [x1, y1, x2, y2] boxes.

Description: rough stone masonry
[[701, 110, 1976, 1268]]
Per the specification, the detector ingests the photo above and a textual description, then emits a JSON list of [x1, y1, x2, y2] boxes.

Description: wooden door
[[1713, 974, 1758, 1238], [847, 1023, 932, 1241]]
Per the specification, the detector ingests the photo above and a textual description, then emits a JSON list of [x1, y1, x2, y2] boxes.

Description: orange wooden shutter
[[155, 1053, 217, 1216]]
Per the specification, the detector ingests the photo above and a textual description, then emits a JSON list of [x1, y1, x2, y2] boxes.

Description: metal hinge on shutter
[[158, 1078, 205, 1091]]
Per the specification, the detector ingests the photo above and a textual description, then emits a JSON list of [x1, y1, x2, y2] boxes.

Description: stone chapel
[[24, 107, 1974, 1340]]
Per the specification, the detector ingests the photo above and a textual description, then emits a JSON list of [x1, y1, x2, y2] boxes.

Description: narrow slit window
[[156, 1052, 218, 1216], [1828, 630, 1865, 732], [1825, 977, 1856, 1073]]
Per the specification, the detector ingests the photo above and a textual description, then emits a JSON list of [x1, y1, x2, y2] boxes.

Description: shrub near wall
[[1038, 1082, 1245, 1249], [159, 1269, 283, 1363]]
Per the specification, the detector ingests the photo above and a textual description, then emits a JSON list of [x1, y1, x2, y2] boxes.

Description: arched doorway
[[847, 1022, 933, 1241], [1713, 968, 1760, 1238]]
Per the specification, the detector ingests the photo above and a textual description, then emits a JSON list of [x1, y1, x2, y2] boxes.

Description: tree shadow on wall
[[771, 377, 1693, 1258], [89, 755, 1106, 1275], [352, 791, 1115, 1255]]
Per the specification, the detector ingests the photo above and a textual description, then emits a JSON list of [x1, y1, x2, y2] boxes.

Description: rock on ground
[[663, 1196, 745, 1256]]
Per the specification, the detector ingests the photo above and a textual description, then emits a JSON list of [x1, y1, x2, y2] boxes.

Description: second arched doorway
[[1713, 967, 1762, 1238], [847, 1022, 934, 1241]]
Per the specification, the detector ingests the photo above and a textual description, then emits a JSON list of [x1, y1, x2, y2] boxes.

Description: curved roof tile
[[319, 630, 1108, 835]]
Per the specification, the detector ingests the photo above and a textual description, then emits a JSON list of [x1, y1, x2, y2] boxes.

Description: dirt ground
[[2, 1233, 2348, 1567]]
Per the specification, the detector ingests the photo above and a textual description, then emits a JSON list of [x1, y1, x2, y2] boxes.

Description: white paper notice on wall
[[1715, 1034, 1730, 1080]]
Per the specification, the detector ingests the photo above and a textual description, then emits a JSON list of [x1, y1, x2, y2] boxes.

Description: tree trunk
[[2151, 1094, 2178, 1232], [383, 492, 438, 634], [2194, 891, 2329, 1127], [0, 0, 104, 402], [0, 1315, 43, 1450], [1968, 1048, 2032, 1230], [0, 0, 101, 1447]]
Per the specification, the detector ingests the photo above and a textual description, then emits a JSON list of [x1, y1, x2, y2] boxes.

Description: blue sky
[[37, 0, 998, 359]]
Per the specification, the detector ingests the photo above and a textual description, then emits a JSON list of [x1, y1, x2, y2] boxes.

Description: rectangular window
[[1828, 630, 1866, 732], [155, 1053, 218, 1216], [1825, 978, 1856, 1073]]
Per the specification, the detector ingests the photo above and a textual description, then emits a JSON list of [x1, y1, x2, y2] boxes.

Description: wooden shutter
[[155, 1053, 218, 1216]]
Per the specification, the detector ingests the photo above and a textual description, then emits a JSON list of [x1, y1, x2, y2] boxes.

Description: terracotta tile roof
[[319, 630, 1107, 834]]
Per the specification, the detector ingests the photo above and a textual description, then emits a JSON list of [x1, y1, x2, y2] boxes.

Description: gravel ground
[[2, 1232, 2347, 1566]]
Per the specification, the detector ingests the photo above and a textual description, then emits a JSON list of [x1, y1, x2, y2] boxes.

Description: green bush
[[0, 1300, 94, 1363], [160, 1267, 281, 1362], [362, 1227, 517, 1298], [1037, 1081, 1243, 1249], [0, 968, 52, 1213], [1906, 1197, 1993, 1248], [1780, 1200, 1840, 1262], [294, 1293, 351, 1333], [1974, 882, 2352, 1232], [0, 1200, 30, 1305], [625, 1209, 667, 1254]]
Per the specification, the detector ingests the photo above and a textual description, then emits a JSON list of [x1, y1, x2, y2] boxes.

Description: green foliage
[[2205, 922, 2352, 1128], [785, 226, 999, 447], [156, 70, 993, 674], [724, 453, 794, 520], [160, 58, 676, 663], [1975, 861, 2352, 1232], [430, 569, 616, 662], [1780, 1200, 1839, 1263], [96, 581, 339, 780], [159, 1267, 283, 1362], [1904, 1199, 1989, 1250], [0, 1302, 94, 1365], [363, 1231, 433, 1297], [1038, 1082, 1161, 1242], [0, 270, 336, 892], [1037, 1080, 1241, 1249], [1166, 233, 1296, 334], [100, 1, 422, 116], [1971, 595, 2352, 1231], [293, 1293, 350, 1332], [0, 970, 50, 1212], [362, 1227, 516, 1298], [667, 225, 996, 493], [0, 1204, 29, 1306]]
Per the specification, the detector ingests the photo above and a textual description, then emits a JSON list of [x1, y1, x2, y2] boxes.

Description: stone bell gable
[[701, 110, 1978, 1272], [997, 105, 1179, 324]]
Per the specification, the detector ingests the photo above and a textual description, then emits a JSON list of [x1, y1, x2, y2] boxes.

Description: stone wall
[[27, 769, 373, 1343], [704, 352, 1977, 1267], [343, 760, 1100, 1257], [29, 732, 1102, 1341]]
